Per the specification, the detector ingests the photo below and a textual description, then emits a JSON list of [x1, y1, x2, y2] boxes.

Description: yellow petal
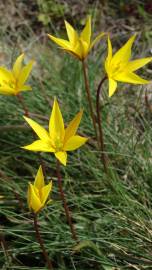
[[105, 37, 113, 73], [71, 40, 83, 59], [79, 39, 89, 59], [55, 151, 67, 166], [49, 99, 65, 142], [64, 110, 83, 143], [12, 53, 24, 78], [21, 85, 32, 91], [114, 72, 149, 84], [0, 67, 14, 83], [18, 60, 34, 87], [28, 183, 42, 213], [23, 116, 50, 141], [64, 20, 78, 45], [126, 57, 152, 72], [34, 165, 44, 189], [90, 32, 105, 50], [80, 16, 91, 45], [112, 34, 136, 65], [64, 135, 88, 151], [41, 181, 52, 206], [109, 79, 117, 97], [22, 140, 55, 152], [48, 34, 71, 50], [0, 87, 15, 95]]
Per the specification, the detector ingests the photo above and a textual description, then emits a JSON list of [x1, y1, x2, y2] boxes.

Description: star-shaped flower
[[0, 53, 34, 95], [22, 99, 88, 165], [48, 16, 105, 60], [105, 35, 152, 97], [27, 165, 52, 213]]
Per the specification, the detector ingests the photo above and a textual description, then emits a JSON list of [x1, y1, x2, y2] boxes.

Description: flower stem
[[96, 76, 108, 173], [82, 60, 99, 144], [17, 93, 29, 117], [56, 160, 78, 242], [33, 213, 53, 270]]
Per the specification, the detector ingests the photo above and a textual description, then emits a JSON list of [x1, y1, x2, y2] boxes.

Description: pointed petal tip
[[63, 160, 67, 166], [55, 151, 67, 166], [38, 164, 42, 171], [20, 145, 28, 150], [87, 15, 91, 21], [127, 33, 137, 45], [47, 34, 56, 40], [64, 19, 69, 25], [79, 108, 84, 115], [53, 97, 59, 108], [29, 182, 33, 188], [20, 52, 25, 58], [60, 156, 67, 166], [58, 158, 67, 166], [23, 115, 29, 120]]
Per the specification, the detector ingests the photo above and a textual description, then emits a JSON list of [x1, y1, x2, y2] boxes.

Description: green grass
[[0, 7, 152, 270]]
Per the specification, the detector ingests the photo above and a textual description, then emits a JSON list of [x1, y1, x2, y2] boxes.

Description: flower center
[[111, 62, 122, 75], [110, 60, 128, 77], [1, 78, 18, 93], [54, 136, 63, 151]]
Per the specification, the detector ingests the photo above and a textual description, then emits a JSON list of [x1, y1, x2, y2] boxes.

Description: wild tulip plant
[[48, 16, 105, 144], [48, 17, 152, 174], [28, 165, 53, 269], [23, 98, 87, 241], [96, 34, 152, 172], [0, 15, 152, 270]]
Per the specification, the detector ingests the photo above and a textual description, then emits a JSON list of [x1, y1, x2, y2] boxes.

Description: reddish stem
[[96, 76, 108, 173], [82, 60, 99, 145], [56, 160, 78, 242], [33, 213, 53, 270], [17, 93, 29, 117]]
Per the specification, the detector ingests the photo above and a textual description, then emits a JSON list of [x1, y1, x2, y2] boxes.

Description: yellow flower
[[27, 165, 52, 213], [48, 16, 105, 60], [0, 53, 34, 95], [105, 35, 152, 97], [22, 99, 88, 166]]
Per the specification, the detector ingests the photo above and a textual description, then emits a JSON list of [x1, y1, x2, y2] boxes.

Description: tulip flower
[[48, 16, 105, 60], [27, 165, 52, 213], [22, 99, 88, 165], [105, 35, 152, 97], [0, 53, 34, 95]]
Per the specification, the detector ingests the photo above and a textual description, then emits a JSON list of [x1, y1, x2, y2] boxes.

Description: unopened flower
[[105, 35, 152, 97], [22, 99, 88, 165], [48, 16, 105, 60], [27, 165, 52, 213], [0, 53, 34, 95]]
